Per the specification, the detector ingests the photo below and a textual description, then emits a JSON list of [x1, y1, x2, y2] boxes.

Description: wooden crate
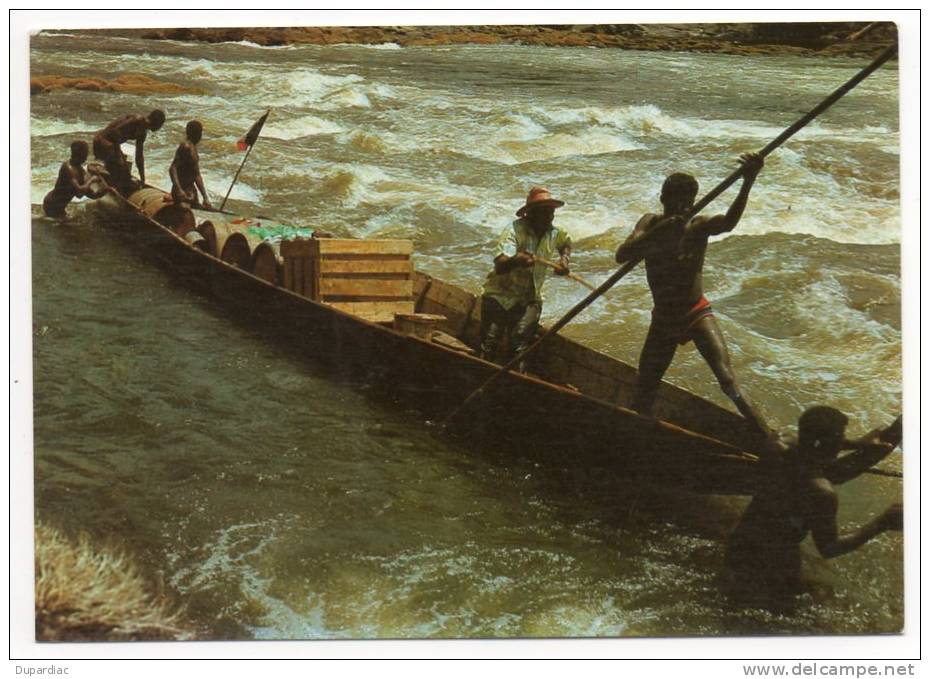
[[281, 238, 415, 323]]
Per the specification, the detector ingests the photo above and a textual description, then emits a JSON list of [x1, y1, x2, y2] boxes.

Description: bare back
[[171, 141, 199, 190], [103, 114, 148, 144], [638, 213, 710, 313], [51, 161, 85, 201]]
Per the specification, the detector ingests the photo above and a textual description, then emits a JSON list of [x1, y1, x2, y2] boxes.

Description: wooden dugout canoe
[[91, 185, 765, 495]]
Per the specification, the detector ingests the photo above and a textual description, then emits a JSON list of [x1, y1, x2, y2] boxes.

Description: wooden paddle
[[443, 43, 898, 427]]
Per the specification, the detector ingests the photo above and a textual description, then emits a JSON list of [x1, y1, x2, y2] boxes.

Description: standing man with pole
[[615, 153, 769, 435], [443, 44, 896, 428]]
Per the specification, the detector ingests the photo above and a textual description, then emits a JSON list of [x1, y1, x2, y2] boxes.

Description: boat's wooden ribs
[[413, 273, 481, 344]]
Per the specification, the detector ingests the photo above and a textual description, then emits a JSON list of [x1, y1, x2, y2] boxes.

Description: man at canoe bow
[[478, 187, 572, 372], [726, 407, 902, 599], [42, 140, 110, 218], [92, 109, 165, 192], [169, 120, 212, 209], [615, 152, 769, 435]]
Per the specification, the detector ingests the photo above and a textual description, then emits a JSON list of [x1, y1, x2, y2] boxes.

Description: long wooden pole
[[443, 43, 898, 426], [535, 257, 597, 290]]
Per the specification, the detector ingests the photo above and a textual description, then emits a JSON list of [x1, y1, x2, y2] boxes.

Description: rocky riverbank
[[94, 22, 896, 58], [30, 73, 198, 96]]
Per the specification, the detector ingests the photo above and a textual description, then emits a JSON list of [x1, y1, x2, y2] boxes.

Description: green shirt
[[482, 218, 572, 310]]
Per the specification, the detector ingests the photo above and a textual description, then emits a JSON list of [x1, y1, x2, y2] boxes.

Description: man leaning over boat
[[478, 187, 572, 372], [92, 109, 165, 193]]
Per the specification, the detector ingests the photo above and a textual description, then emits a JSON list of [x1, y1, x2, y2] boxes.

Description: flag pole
[[219, 109, 270, 211], [219, 144, 254, 211]]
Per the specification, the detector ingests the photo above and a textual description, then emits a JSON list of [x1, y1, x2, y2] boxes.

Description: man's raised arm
[[692, 153, 763, 237], [826, 416, 901, 484]]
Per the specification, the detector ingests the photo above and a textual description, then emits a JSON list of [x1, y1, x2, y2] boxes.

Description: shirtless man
[[92, 109, 165, 191], [615, 153, 768, 435], [726, 407, 902, 598], [169, 120, 212, 209], [42, 140, 108, 218]]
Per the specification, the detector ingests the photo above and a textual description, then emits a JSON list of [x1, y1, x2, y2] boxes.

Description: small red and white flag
[[236, 110, 270, 151]]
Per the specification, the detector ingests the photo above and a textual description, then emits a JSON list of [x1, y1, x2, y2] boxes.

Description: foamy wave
[[339, 130, 388, 153], [492, 113, 548, 141], [536, 103, 897, 148], [265, 114, 344, 140], [319, 85, 371, 109], [284, 69, 365, 105], [31, 118, 95, 138], [754, 272, 900, 409], [227, 40, 299, 50], [167, 520, 348, 639], [350, 42, 402, 50], [251, 593, 351, 640], [200, 173, 263, 204], [313, 163, 395, 208], [730, 150, 901, 245], [478, 128, 643, 165]]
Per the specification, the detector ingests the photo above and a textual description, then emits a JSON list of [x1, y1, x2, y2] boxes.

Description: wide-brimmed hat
[[516, 186, 565, 217]]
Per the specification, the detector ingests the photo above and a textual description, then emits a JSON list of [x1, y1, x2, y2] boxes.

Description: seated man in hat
[[42, 140, 110, 218], [92, 109, 166, 192], [726, 406, 902, 602], [169, 120, 212, 209], [478, 187, 572, 371]]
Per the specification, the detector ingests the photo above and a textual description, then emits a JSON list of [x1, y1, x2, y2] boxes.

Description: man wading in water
[[478, 187, 572, 372], [615, 153, 769, 435], [92, 109, 165, 192], [169, 120, 212, 209], [42, 140, 109, 218], [726, 407, 902, 601]]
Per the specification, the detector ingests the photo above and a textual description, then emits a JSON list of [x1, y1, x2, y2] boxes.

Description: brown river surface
[[29, 31, 902, 638]]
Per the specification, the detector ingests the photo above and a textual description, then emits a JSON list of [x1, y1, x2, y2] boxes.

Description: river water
[[29, 31, 903, 638]]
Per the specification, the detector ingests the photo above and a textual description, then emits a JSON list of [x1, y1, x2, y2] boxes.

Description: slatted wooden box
[[280, 237, 415, 323]]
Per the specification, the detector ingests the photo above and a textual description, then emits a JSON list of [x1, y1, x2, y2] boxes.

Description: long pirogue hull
[[92, 188, 763, 495]]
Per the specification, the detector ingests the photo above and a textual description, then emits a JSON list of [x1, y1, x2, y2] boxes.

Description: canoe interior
[[411, 272, 760, 453]]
